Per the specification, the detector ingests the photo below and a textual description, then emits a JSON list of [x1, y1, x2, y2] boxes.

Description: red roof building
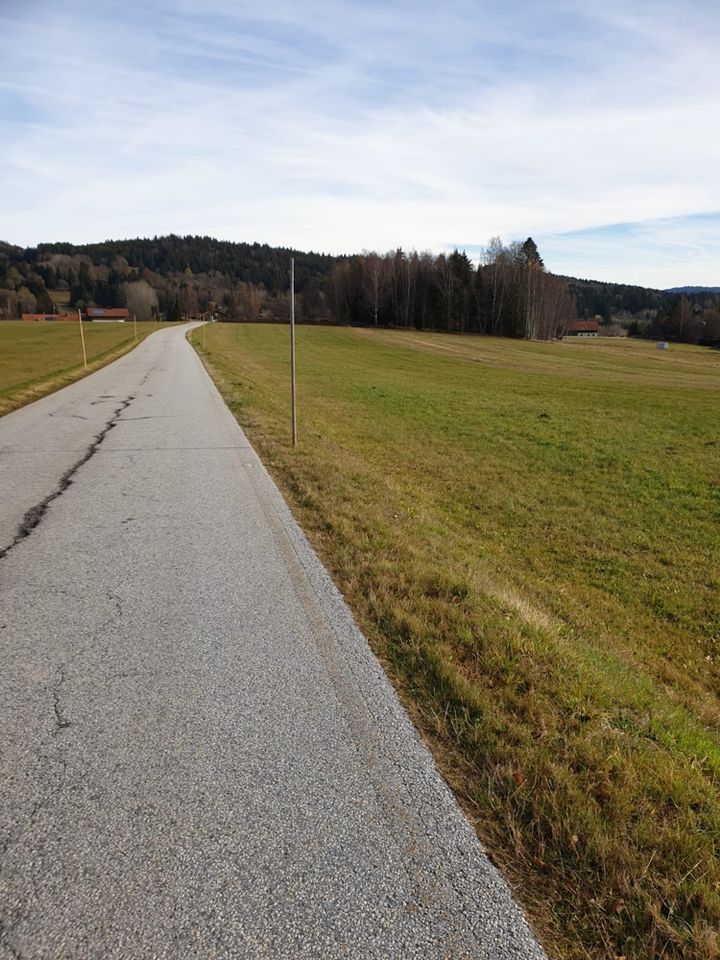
[[22, 313, 77, 322], [566, 319, 600, 337], [85, 308, 129, 321]]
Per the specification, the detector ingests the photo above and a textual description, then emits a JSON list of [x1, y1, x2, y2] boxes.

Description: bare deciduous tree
[[360, 252, 389, 326], [122, 280, 158, 321]]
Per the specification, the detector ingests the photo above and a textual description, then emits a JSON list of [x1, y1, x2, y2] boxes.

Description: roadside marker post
[[77, 308, 88, 369], [133, 312, 138, 342], [290, 257, 297, 447]]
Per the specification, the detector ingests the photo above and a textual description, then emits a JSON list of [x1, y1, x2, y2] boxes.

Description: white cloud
[[1, 0, 719, 285]]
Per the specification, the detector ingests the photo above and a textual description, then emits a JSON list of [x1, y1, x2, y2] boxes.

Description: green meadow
[[191, 323, 720, 960], [0, 320, 163, 416]]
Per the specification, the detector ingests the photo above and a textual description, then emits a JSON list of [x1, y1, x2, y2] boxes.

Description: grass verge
[[190, 324, 720, 960]]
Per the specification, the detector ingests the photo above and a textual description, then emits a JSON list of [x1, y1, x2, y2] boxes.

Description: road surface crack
[[48, 412, 89, 421], [0, 395, 135, 563], [51, 666, 71, 734], [106, 591, 123, 619]]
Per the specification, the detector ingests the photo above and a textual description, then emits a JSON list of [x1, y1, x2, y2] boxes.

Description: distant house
[[198, 306, 232, 322], [565, 320, 600, 338], [22, 313, 77, 322], [85, 307, 129, 322]]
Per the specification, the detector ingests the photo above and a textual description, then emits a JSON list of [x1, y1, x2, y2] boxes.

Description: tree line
[[0, 235, 575, 340], [1, 234, 718, 344], [308, 239, 575, 338]]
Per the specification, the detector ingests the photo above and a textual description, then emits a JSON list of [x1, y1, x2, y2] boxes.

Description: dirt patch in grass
[[191, 323, 720, 960]]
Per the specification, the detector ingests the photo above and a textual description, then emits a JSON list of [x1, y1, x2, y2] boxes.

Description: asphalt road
[[0, 323, 547, 959]]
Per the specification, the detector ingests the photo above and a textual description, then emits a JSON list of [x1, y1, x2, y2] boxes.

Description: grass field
[[190, 324, 720, 960], [0, 320, 166, 417]]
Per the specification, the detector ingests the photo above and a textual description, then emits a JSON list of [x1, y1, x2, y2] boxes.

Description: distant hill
[[665, 286, 720, 294], [35, 235, 336, 294], [0, 235, 336, 324], [560, 275, 669, 320], [539, 274, 720, 344]]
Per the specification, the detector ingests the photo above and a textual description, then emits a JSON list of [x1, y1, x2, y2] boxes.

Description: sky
[[1, 0, 719, 287]]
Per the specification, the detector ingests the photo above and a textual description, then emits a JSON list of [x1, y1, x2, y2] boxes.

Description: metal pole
[[290, 257, 297, 447], [77, 307, 87, 369]]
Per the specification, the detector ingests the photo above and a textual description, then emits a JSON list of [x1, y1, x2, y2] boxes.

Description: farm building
[[198, 306, 232, 322], [565, 319, 600, 338], [22, 313, 77, 322], [86, 308, 129, 322]]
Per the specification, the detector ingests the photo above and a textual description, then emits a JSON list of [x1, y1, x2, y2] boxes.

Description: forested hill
[[35, 236, 335, 295], [560, 275, 720, 343], [563, 276, 671, 320], [1, 234, 718, 343], [0, 234, 337, 327]]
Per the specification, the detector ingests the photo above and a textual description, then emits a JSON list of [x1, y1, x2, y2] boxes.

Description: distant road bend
[[0, 323, 546, 959]]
